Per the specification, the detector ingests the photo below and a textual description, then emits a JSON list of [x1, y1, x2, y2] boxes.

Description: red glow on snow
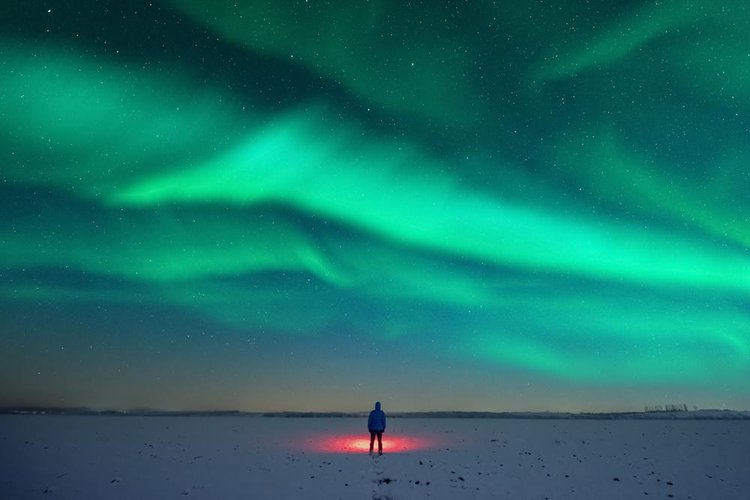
[[312, 434, 431, 454]]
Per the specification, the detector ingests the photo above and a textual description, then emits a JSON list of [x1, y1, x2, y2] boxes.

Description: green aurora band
[[1, 0, 749, 410]]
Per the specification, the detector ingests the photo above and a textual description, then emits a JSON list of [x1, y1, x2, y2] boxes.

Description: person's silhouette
[[367, 401, 386, 455]]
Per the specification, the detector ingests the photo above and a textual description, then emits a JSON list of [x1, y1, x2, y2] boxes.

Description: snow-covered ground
[[1, 415, 748, 499]]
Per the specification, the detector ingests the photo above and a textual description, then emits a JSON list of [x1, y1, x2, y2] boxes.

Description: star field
[[1, 0, 749, 412]]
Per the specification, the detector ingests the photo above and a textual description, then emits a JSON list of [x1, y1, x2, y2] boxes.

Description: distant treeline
[[644, 404, 690, 412], [2, 408, 748, 420]]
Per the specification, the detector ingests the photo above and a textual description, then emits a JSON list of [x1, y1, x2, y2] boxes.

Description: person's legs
[[377, 432, 383, 455], [369, 431, 376, 454]]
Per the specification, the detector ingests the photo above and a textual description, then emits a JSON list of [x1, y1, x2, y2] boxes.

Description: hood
[[375, 402, 381, 411]]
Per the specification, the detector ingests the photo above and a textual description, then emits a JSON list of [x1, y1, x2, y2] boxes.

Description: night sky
[[1, 0, 749, 412]]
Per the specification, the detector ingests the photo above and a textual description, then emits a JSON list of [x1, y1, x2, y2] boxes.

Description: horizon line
[[2, 406, 749, 418]]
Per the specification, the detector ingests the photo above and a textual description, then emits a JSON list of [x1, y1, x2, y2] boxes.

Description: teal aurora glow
[[1, 0, 748, 412]]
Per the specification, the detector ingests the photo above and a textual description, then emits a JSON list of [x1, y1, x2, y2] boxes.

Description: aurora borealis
[[1, 0, 749, 412]]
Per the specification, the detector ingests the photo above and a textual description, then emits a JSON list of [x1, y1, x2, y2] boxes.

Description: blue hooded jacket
[[368, 402, 386, 433]]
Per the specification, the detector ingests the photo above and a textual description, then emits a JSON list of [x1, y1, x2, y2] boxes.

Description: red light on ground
[[312, 434, 431, 453]]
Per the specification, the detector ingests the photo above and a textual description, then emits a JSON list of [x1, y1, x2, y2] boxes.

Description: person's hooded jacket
[[368, 402, 386, 433]]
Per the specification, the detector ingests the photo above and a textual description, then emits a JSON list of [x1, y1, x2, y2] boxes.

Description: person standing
[[368, 401, 386, 456]]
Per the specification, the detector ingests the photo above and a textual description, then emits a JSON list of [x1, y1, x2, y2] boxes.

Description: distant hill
[[1, 407, 749, 419]]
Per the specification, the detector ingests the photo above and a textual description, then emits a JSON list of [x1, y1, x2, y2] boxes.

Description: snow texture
[[1, 415, 748, 499]]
